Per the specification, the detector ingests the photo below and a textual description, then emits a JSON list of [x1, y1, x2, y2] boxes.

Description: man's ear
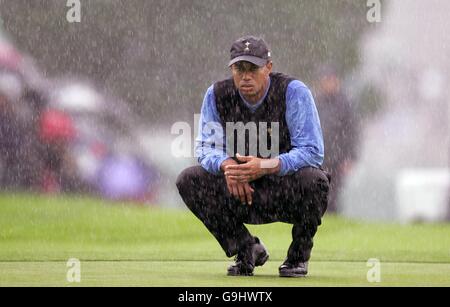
[[266, 61, 273, 73]]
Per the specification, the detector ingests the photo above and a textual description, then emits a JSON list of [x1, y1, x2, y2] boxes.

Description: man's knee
[[292, 167, 330, 216], [294, 167, 330, 193], [175, 166, 203, 196]]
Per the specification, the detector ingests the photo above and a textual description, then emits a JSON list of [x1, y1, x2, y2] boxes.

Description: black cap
[[228, 36, 271, 67]]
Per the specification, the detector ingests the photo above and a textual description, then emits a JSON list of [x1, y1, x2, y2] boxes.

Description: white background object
[[396, 169, 450, 223]]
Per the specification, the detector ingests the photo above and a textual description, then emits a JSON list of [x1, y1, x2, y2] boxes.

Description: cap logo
[[244, 41, 251, 52]]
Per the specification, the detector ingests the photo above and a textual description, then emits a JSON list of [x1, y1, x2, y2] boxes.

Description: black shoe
[[227, 237, 269, 276], [279, 259, 308, 277]]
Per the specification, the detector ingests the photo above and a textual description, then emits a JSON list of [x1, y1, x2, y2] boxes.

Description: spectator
[[315, 65, 359, 212], [0, 72, 36, 189], [38, 108, 86, 193]]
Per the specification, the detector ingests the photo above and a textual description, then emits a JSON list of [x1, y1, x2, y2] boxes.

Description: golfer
[[176, 36, 330, 277]]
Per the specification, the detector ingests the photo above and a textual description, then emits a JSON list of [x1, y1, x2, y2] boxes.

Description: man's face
[[231, 61, 272, 100], [319, 75, 340, 95]]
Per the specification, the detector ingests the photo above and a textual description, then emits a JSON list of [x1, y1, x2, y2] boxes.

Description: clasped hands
[[221, 153, 280, 206]]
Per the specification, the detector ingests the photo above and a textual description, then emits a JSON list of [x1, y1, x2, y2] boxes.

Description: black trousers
[[176, 166, 330, 263]]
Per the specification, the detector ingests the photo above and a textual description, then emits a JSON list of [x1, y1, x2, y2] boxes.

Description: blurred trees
[[0, 0, 372, 125]]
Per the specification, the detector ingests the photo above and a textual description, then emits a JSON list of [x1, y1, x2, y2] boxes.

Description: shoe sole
[[279, 271, 307, 278]]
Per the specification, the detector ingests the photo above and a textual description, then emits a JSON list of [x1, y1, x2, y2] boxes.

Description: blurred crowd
[[0, 41, 159, 203]]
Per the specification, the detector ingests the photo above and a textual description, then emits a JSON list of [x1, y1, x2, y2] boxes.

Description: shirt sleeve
[[195, 85, 230, 175], [277, 81, 325, 176]]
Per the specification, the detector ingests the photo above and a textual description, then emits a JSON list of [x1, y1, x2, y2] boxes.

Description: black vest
[[214, 72, 294, 160]]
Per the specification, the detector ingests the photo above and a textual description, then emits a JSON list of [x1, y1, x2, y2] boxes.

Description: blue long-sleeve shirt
[[195, 79, 324, 176]]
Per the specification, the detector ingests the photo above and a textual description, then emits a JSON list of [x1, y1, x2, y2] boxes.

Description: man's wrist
[[260, 158, 281, 175]]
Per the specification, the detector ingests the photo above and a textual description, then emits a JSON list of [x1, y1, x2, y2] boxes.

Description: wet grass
[[0, 193, 449, 286]]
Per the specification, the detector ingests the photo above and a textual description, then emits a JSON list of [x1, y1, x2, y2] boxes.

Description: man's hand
[[221, 158, 254, 206], [224, 154, 281, 183]]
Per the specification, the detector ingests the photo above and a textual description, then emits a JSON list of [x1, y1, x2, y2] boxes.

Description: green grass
[[0, 193, 449, 286]]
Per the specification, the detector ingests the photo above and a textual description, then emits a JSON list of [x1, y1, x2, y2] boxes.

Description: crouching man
[[176, 36, 330, 277]]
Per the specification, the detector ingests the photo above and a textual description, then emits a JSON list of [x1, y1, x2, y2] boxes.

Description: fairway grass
[[1, 261, 449, 287], [0, 193, 449, 286]]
